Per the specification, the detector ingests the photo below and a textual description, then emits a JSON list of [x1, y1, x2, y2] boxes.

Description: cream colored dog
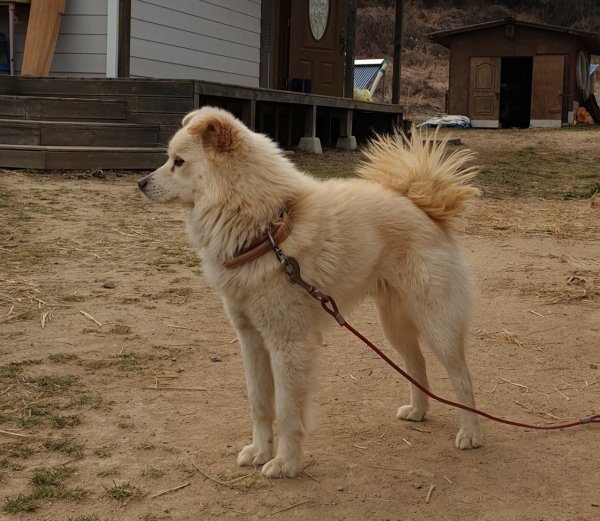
[[138, 107, 482, 478]]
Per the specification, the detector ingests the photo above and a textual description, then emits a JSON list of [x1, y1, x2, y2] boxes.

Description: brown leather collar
[[223, 208, 292, 268]]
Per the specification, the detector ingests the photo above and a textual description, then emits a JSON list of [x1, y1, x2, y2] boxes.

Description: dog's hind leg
[[375, 291, 429, 422], [227, 310, 275, 467], [261, 341, 316, 478], [417, 314, 482, 450]]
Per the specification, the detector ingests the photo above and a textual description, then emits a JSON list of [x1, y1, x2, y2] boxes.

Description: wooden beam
[[118, 0, 131, 77], [344, 0, 357, 99], [392, 0, 404, 105]]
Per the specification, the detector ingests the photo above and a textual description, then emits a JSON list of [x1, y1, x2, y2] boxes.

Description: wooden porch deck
[[0, 77, 403, 170]]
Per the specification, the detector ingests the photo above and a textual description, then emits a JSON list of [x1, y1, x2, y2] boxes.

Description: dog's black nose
[[138, 177, 149, 191]]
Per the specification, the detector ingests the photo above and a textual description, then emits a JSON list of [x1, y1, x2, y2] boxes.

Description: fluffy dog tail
[[357, 129, 480, 223]]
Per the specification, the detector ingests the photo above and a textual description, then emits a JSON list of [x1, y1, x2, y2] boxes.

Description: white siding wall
[[130, 0, 261, 86]]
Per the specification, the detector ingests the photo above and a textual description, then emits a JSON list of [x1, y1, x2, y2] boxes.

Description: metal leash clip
[[267, 229, 346, 325]]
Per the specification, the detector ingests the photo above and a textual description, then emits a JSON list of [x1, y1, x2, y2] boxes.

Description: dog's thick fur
[[138, 107, 482, 478]]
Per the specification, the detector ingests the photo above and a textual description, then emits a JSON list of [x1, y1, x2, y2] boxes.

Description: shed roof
[[429, 17, 600, 54]]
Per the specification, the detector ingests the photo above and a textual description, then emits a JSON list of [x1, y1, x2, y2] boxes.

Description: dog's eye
[[173, 157, 185, 167]]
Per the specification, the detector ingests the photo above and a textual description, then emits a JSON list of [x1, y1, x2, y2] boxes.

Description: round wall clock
[[309, 0, 329, 41]]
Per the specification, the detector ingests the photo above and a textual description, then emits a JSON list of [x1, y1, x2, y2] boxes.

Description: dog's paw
[[261, 456, 299, 478], [396, 404, 426, 422], [455, 427, 482, 450], [236, 444, 271, 467]]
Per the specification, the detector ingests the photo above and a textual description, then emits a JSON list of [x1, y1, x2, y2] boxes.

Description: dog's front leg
[[230, 314, 275, 467], [261, 343, 315, 478]]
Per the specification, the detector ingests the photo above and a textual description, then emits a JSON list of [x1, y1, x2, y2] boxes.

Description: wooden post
[[392, 0, 404, 105], [344, 0, 357, 99], [241, 99, 256, 131], [118, 0, 131, 77]]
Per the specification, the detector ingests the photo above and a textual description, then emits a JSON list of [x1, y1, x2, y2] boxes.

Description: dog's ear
[[181, 110, 202, 127], [187, 114, 241, 154]]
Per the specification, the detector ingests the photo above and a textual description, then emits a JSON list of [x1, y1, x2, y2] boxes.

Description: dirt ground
[[1, 128, 599, 521]]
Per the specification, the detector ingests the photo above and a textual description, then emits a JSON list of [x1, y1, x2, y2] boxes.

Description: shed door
[[288, 0, 346, 97], [531, 55, 565, 127], [469, 57, 500, 128]]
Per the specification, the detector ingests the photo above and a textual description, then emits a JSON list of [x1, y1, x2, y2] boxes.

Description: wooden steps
[[0, 77, 192, 170]]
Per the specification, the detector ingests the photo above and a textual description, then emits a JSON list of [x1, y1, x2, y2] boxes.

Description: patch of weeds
[[61, 295, 88, 303], [68, 394, 104, 408], [42, 439, 84, 457], [48, 353, 79, 363], [109, 324, 131, 335], [6, 444, 35, 459], [166, 287, 192, 297], [174, 463, 196, 476], [32, 485, 87, 501], [3, 494, 39, 513], [29, 375, 77, 393], [117, 420, 134, 429], [84, 360, 112, 371], [52, 414, 81, 429], [104, 482, 142, 503], [135, 442, 155, 451], [97, 468, 119, 478], [93, 445, 114, 458], [140, 467, 164, 479], [68, 515, 103, 521], [31, 465, 75, 487], [4, 465, 87, 512], [562, 182, 600, 200], [115, 352, 147, 372], [0, 359, 42, 379]]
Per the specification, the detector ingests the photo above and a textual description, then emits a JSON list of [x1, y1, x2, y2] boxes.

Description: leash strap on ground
[[268, 240, 599, 431]]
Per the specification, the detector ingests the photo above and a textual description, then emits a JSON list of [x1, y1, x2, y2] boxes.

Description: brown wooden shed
[[429, 18, 600, 128]]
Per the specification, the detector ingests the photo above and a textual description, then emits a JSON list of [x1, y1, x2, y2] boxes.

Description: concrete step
[[0, 119, 161, 147], [0, 144, 166, 170]]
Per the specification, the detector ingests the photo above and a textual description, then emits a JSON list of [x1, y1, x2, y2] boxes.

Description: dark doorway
[[499, 57, 533, 128]]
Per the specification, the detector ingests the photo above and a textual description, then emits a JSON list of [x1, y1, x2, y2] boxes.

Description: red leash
[[267, 238, 599, 431], [320, 297, 599, 430]]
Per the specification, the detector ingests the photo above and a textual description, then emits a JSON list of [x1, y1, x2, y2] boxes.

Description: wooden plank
[[12, 78, 194, 97], [0, 148, 47, 169], [128, 113, 187, 126], [41, 98, 127, 120], [21, 0, 67, 76], [126, 97, 194, 114], [0, 97, 28, 118], [0, 121, 41, 145], [0, 77, 16, 95], [46, 149, 165, 170], [0, 144, 166, 170], [40, 124, 159, 147]]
